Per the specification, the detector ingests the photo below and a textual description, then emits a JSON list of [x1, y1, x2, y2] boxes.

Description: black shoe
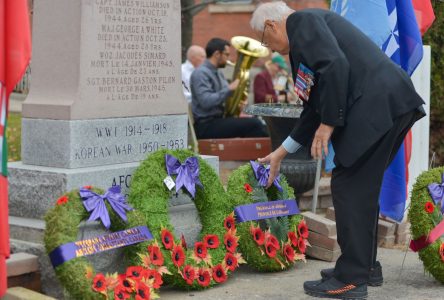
[[320, 261, 383, 287], [304, 277, 368, 299]]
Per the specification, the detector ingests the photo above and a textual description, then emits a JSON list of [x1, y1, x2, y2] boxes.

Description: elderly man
[[182, 45, 206, 102], [251, 2, 425, 299], [190, 38, 268, 139]]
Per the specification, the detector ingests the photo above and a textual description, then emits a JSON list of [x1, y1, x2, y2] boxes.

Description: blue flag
[[379, 0, 423, 222], [331, 0, 391, 47], [382, 0, 423, 76]]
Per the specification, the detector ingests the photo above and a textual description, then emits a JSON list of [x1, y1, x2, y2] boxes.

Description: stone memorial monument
[[8, 0, 216, 296]]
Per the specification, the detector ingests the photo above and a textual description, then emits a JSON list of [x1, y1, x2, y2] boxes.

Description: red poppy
[[171, 244, 185, 267], [114, 284, 131, 300], [144, 269, 163, 289], [148, 244, 164, 266], [117, 274, 133, 293], [92, 273, 107, 292], [224, 213, 236, 231], [181, 233, 188, 249], [212, 264, 227, 283], [126, 266, 145, 281], [135, 281, 151, 300], [203, 234, 220, 249], [224, 232, 238, 253], [197, 269, 211, 287], [161, 229, 174, 250], [425, 201, 435, 214], [298, 220, 309, 239], [265, 241, 277, 258], [288, 231, 298, 247], [244, 183, 253, 193], [283, 244, 295, 262], [440, 243, 444, 262], [56, 195, 69, 206], [182, 265, 196, 285], [266, 234, 280, 250], [298, 237, 306, 254], [251, 227, 265, 245], [194, 242, 208, 259], [224, 253, 238, 271], [83, 185, 93, 189]]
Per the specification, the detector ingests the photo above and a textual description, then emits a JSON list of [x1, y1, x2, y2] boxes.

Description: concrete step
[[3, 287, 55, 300], [302, 211, 337, 237], [9, 239, 63, 300], [306, 244, 340, 262], [9, 216, 45, 244], [298, 177, 332, 210], [308, 231, 339, 251], [7, 253, 41, 293], [7, 253, 39, 277]]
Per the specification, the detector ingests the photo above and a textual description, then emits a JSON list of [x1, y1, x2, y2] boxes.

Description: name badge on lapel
[[294, 63, 315, 102]]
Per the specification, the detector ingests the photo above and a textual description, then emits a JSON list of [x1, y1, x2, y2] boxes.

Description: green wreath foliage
[[408, 166, 444, 284], [128, 149, 243, 289], [44, 187, 152, 299], [226, 164, 307, 272]]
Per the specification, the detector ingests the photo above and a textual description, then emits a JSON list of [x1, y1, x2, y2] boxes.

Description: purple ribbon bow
[[428, 173, 444, 213], [79, 186, 133, 229], [165, 154, 203, 198], [250, 160, 283, 192]]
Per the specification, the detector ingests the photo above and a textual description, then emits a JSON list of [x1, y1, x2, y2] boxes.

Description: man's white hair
[[250, 1, 294, 31]]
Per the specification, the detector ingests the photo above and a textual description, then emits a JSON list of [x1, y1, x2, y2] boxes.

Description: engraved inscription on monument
[[81, 0, 178, 104], [71, 116, 186, 165]]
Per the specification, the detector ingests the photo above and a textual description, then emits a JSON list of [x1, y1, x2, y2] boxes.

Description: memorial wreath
[[226, 162, 307, 272], [128, 149, 244, 290], [408, 166, 444, 284], [44, 186, 166, 300]]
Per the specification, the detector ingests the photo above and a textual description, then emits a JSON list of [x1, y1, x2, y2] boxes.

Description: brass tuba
[[224, 36, 269, 117]]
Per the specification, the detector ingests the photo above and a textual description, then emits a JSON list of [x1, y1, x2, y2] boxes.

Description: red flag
[[0, 0, 31, 296], [412, 0, 435, 36]]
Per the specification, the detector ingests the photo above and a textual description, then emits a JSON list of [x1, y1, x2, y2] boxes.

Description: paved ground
[[160, 247, 442, 300]]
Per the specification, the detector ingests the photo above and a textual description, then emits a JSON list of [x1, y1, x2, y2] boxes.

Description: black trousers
[[194, 117, 269, 139], [331, 110, 418, 285]]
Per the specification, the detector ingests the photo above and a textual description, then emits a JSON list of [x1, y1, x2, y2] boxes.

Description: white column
[[408, 45, 431, 205]]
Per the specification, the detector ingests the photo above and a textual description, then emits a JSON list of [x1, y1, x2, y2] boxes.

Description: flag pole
[[311, 158, 322, 213]]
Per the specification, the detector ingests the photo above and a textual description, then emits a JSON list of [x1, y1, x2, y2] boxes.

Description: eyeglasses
[[261, 23, 269, 47]]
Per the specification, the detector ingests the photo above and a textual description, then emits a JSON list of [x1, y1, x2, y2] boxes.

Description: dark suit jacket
[[254, 70, 278, 103], [287, 9, 425, 167]]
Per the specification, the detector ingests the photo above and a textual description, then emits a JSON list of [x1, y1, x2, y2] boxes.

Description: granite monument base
[[21, 114, 188, 169]]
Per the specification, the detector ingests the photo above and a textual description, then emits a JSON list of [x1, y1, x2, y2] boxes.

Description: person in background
[[251, 2, 425, 299], [254, 53, 298, 104], [190, 38, 269, 139], [182, 45, 206, 102]]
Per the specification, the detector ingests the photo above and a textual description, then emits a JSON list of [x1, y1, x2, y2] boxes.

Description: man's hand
[[258, 145, 288, 188], [229, 79, 240, 91], [311, 123, 334, 159]]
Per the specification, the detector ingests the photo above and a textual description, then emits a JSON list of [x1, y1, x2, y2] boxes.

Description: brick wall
[[192, 0, 329, 62]]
